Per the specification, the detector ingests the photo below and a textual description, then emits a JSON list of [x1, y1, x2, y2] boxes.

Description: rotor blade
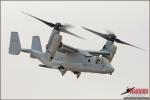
[[22, 12, 55, 27], [82, 27, 109, 40], [105, 29, 115, 35], [115, 38, 145, 50], [60, 28, 85, 40], [63, 24, 73, 29]]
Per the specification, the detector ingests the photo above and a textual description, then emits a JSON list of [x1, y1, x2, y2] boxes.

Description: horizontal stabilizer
[[9, 32, 21, 55]]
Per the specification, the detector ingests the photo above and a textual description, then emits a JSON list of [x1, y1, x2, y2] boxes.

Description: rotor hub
[[54, 23, 63, 30], [108, 34, 116, 42]]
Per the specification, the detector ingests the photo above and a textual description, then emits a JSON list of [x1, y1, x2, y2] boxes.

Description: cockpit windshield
[[96, 57, 109, 64]]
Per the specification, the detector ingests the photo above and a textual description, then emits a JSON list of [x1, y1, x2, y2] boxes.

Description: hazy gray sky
[[1, 1, 149, 99]]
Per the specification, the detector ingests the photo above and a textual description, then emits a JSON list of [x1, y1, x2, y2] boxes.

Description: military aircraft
[[9, 13, 144, 78]]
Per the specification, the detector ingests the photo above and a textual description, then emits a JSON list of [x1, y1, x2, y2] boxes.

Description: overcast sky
[[1, 1, 149, 99]]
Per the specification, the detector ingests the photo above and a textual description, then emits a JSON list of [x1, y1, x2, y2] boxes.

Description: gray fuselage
[[37, 51, 114, 74]]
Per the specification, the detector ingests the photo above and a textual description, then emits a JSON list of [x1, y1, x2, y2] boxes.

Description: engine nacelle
[[45, 34, 62, 60], [102, 44, 117, 62]]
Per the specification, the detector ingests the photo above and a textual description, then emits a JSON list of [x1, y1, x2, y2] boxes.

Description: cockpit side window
[[96, 59, 100, 64], [96, 57, 109, 64]]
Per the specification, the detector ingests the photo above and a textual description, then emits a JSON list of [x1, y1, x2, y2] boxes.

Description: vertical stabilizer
[[31, 36, 42, 52], [9, 32, 21, 55], [30, 36, 43, 58]]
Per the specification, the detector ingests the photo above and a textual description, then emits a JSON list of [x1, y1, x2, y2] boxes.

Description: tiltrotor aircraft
[[9, 13, 144, 78]]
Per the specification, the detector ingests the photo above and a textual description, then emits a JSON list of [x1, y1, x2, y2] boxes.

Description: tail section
[[9, 32, 42, 59], [31, 36, 42, 52], [30, 36, 43, 58], [9, 32, 21, 55]]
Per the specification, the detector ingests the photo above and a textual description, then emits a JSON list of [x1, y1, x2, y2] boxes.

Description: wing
[[58, 44, 92, 57], [58, 44, 111, 56], [87, 50, 111, 56], [57, 44, 78, 53], [86, 50, 101, 56], [57, 44, 110, 57]]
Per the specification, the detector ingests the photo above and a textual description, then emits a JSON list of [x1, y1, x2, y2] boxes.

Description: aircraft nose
[[110, 66, 114, 73], [107, 64, 114, 73]]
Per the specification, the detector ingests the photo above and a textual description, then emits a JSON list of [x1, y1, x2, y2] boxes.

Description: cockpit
[[96, 57, 109, 64], [95, 57, 114, 74]]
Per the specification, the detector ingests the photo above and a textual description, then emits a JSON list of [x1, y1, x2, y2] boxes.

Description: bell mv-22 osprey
[[9, 12, 144, 78]]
